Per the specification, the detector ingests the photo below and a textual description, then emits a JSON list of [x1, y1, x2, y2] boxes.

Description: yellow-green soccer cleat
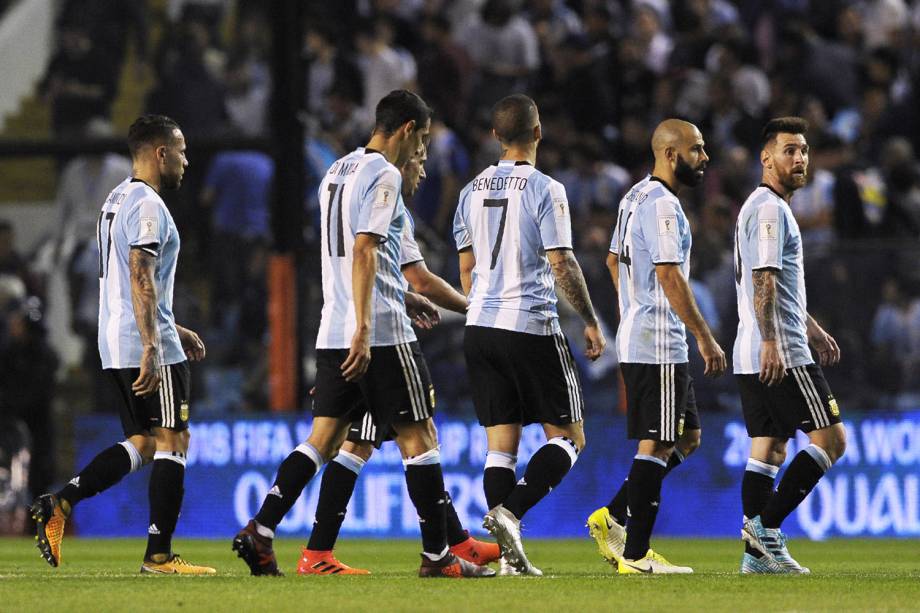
[[140, 554, 217, 575], [617, 549, 693, 575], [586, 507, 626, 565]]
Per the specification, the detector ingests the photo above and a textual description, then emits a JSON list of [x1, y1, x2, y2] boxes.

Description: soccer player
[[600, 119, 726, 575], [454, 94, 605, 576], [232, 90, 494, 579], [31, 115, 214, 575], [733, 117, 845, 574], [297, 145, 500, 575]]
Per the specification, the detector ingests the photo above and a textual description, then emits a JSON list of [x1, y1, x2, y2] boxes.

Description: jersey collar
[[649, 175, 678, 197], [759, 182, 787, 201], [495, 160, 532, 166]]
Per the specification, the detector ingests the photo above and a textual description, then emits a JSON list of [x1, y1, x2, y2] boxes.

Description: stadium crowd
[[3, 1, 920, 504]]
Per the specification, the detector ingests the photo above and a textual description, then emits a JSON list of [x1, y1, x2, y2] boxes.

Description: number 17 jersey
[[453, 160, 572, 336]]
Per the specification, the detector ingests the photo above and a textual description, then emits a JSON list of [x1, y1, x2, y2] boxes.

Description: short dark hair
[[492, 94, 538, 145], [761, 116, 808, 149], [127, 115, 181, 156], [373, 90, 432, 136]]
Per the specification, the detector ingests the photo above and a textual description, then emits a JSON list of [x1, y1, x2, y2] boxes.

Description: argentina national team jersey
[[733, 185, 811, 374], [97, 177, 185, 369], [610, 176, 691, 364], [315, 147, 416, 349], [453, 160, 572, 335], [399, 207, 424, 271]]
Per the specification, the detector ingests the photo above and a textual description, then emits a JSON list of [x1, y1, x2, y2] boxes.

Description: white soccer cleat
[[617, 549, 693, 574], [741, 516, 810, 574], [483, 505, 542, 576], [498, 555, 521, 576]]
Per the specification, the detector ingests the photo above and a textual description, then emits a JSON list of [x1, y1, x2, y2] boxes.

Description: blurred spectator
[[225, 53, 269, 137], [0, 298, 58, 500], [458, 0, 539, 111], [39, 21, 118, 139], [870, 278, 916, 397], [0, 222, 40, 300], [411, 119, 470, 235], [305, 22, 364, 123], [146, 17, 227, 138], [57, 0, 149, 78], [416, 13, 473, 130], [355, 17, 417, 123], [200, 151, 274, 329], [631, 2, 674, 75]]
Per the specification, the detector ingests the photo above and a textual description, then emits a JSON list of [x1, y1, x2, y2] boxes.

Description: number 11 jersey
[[609, 175, 692, 364], [316, 147, 415, 349], [453, 160, 572, 336]]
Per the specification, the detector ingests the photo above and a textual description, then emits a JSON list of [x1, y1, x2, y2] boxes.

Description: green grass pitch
[[1, 537, 918, 611]]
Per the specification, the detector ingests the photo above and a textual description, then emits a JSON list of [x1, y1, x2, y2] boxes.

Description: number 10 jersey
[[453, 160, 572, 336], [609, 175, 692, 364]]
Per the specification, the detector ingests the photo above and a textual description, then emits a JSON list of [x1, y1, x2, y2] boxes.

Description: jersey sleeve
[[400, 213, 424, 266], [538, 180, 573, 250], [747, 200, 785, 270], [609, 202, 621, 254], [639, 196, 684, 264], [355, 166, 401, 239], [453, 185, 472, 251], [126, 198, 168, 257]]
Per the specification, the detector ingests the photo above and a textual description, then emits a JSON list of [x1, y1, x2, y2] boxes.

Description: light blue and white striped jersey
[[609, 176, 691, 364], [400, 207, 424, 269], [97, 177, 185, 369], [733, 185, 811, 374], [315, 147, 416, 349], [453, 160, 572, 336]]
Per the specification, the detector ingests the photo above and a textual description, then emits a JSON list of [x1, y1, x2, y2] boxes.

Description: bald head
[[651, 119, 709, 188]]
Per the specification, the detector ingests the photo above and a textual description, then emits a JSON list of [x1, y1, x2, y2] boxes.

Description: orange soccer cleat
[[449, 532, 501, 565], [297, 548, 371, 575], [31, 494, 67, 567]]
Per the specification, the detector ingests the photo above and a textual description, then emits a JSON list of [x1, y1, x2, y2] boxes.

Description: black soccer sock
[[741, 458, 779, 556], [483, 451, 517, 510], [404, 449, 449, 557], [307, 450, 365, 551], [254, 443, 323, 532], [56, 442, 141, 511], [623, 455, 667, 561], [503, 437, 579, 520], [760, 445, 831, 529], [607, 448, 684, 525], [144, 451, 185, 560], [444, 491, 468, 547]]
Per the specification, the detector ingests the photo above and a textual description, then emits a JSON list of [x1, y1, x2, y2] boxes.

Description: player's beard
[[675, 154, 705, 187], [779, 166, 807, 192], [162, 170, 183, 190]]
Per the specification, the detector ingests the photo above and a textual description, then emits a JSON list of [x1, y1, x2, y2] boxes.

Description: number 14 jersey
[[316, 147, 415, 349], [453, 160, 572, 336], [609, 176, 692, 364]]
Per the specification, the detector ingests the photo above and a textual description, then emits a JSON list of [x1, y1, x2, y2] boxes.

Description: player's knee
[[825, 429, 847, 464], [341, 440, 374, 462]]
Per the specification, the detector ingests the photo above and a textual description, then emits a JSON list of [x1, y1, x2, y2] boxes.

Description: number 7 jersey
[[609, 176, 692, 364], [453, 160, 572, 336], [316, 147, 415, 349]]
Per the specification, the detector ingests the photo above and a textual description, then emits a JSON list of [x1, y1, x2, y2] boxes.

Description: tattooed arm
[[129, 248, 162, 396], [752, 269, 785, 385], [547, 249, 605, 360]]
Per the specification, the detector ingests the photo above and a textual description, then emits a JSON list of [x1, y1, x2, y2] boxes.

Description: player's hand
[[699, 335, 727, 377], [405, 292, 440, 330], [178, 326, 206, 362], [584, 323, 606, 361], [759, 340, 786, 386], [341, 329, 371, 382], [132, 346, 161, 397], [808, 327, 841, 366]]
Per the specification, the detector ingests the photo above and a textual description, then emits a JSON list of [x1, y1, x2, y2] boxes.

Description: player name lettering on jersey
[[315, 147, 416, 349], [610, 176, 691, 364], [98, 177, 185, 369], [454, 160, 572, 336]]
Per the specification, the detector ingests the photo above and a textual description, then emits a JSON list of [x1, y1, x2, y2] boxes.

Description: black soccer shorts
[[313, 341, 435, 431], [620, 362, 699, 443], [108, 361, 191, 437], [463, 325, 584, 427], [737, 362, 841, 438]]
